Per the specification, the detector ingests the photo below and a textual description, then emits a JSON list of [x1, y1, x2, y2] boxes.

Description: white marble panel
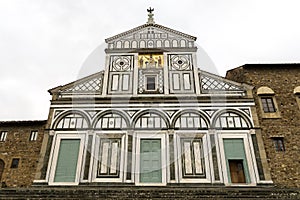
[[184, 142, 193, 174], [100, 142, 109, 174], [193, 142, 203, 174], [110, 142, 119, 174]]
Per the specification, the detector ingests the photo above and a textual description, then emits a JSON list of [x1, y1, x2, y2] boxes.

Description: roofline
[[227, 63, 300, 72], [105, 23, 197, 42], [48, 70, 105, 94]]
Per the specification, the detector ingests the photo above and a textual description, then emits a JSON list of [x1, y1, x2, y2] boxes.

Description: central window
[[146, 76, 156, 91]]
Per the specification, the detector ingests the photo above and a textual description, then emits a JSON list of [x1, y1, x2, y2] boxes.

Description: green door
[[54, 139, 80, 182], [140, 139, 162, 183]]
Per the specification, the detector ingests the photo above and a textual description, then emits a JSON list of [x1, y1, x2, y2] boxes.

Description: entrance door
[[229, 160, 246, 183], [0, 159, 4, 182], [140, 139, 162, 183]]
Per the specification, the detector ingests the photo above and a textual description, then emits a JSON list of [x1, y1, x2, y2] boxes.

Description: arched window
[[180, 40, 186, 47], [172, 40, 178, 47], [257, 86, 280, 118], [124, 41, 130, 48], [174, 112, 208, 129], [164, 40, 170, 47], [94, 112, 128, 129], [140, 41, 146, 48], [213, 112, 250, 129], [157, 40, 162, 48], [294, 86, 300, 110], [132, 41, 137, 48], [116, 41, 122, 48], [134, 111, 168, 129], [56, 113, 89, 129]]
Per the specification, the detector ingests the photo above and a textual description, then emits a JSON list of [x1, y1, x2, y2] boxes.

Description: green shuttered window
[[54, 139, 80, 182]]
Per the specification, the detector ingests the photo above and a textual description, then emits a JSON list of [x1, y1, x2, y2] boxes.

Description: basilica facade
[[31, 10, 272, 187]]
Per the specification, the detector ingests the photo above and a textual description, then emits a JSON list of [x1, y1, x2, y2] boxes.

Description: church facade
[[33, 10, 272, 187]]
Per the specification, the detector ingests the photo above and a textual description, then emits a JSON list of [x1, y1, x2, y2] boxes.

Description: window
[[294, 86, 300, 110], [273, 137, 285, 152], [29, 131, 38, 141], [0, 131, 7, 142], [146, 76, 156, 91], [257, 86, 280, 118], [97, 138, 121, 178], [181, 138, 205, 178], [11, 158, 20, 168], [261, 97, 276, 113]]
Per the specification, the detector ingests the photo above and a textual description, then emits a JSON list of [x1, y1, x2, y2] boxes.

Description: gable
[[49, 71, 104, 96], [199, 70, 251, 95], [105, 23, 197, 50]]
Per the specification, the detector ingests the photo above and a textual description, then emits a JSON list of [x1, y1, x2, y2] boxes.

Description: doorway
[[140, 139, 162, 183], [229, 160, 246, 183]]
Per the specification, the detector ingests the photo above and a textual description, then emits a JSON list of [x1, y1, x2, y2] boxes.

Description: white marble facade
[[38, 10, 272, 187]]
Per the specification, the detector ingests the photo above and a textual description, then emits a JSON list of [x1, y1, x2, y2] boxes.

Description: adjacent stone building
[[0, 120, 46, 187], [226, 64, 300, 187]]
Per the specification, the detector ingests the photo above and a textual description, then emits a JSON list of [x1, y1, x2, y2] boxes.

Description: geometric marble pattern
[[61, 73, 104, 93], [200, 73, 244, 91]]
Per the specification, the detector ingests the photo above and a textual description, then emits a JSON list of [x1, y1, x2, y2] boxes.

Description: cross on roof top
[[147, 7, 154, 14], [147, 7, 155, 24]]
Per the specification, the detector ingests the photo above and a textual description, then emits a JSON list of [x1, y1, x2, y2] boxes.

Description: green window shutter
[[54, 139, 80, 182]]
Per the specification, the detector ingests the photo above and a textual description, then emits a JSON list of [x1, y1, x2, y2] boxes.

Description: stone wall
[[226, 64, 300, 187], [0, 121, 46, 187]]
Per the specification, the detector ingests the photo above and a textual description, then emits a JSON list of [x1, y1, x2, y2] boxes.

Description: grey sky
[[0, 0, 300, 120]]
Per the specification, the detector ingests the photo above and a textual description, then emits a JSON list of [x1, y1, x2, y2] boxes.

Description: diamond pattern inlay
[[61, 73, 104, 93], [200, 74, 243, 91]]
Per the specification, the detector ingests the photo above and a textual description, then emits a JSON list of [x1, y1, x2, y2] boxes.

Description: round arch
[[52, 110, 91, 129], [211, 109, 253, 129], [171, 109, 210, 129], [92, 110, 130, 129], [132, 109, 170, 129]]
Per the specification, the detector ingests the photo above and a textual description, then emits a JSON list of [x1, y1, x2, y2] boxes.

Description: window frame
[[272, 137, 285, 152], [260, 97, 276, 113], [145, 75, 157, 91], [11, 158, 20, 168], [0, 131, 7, 142], [257, 86, 280, 118], [29, 131, 38, 141]]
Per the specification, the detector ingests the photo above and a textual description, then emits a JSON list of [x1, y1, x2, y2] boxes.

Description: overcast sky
[[0, 0, 300, 120]]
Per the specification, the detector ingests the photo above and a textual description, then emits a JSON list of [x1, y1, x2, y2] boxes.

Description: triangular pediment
[[105, 23, 197, 50], [49, 71, 104, 96], [199, 70, 252, 94]]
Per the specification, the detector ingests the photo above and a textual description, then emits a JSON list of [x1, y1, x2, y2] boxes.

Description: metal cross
[[147, 7, 154, 14]]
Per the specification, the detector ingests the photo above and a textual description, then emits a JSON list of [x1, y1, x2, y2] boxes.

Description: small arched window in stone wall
[[94, 113, 128, 129], [257, 86, 280, 118], [135, 112, 167, 129], [56, 113, 89, 129], [214, 112, 250, 129], [174, 113, 208, 129], [294, 86, 300, 110]]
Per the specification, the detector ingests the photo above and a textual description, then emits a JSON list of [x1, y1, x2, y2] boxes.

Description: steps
[[1, 185, 299, 199]]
